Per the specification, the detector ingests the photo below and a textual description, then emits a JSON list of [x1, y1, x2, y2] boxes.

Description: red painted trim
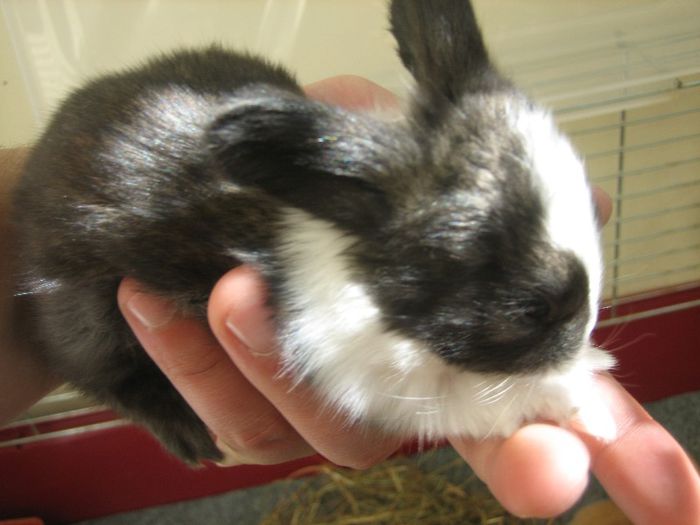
[[1, 284, 699, 524], [0, 425, 324, 524], [594, 282, 700, 403]]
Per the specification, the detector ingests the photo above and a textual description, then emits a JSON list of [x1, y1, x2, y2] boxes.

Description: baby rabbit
[[12, 0, 612, 463]]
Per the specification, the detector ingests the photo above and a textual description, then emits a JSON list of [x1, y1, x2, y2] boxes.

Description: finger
[[208, 266, 402, 470], [592, 186, 613, 226], [576, 374, 700, 525], [304, 75, 400, 113], [449, 425, 590, 518], [118, 277, 313, 465]]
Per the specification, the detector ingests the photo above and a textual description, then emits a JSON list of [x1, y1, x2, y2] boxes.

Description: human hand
[[0, 148, 61, 424], [121, 264, 700, 522], [117, 76, 700, 523]]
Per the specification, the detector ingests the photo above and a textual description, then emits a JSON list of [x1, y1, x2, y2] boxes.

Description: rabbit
[[11, 0, 613, 464]]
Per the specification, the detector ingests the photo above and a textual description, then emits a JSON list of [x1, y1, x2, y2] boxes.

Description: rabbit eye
[[522, 296, 554, 323]]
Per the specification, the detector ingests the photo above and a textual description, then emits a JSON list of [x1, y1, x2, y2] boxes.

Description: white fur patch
[[276, 208, 614, 440], [507, 100, 603, 335]]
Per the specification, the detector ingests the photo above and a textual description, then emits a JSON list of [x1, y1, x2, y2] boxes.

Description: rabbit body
[[12, 0, 612, 463]]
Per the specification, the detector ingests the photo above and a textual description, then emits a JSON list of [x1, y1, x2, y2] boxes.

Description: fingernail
[[224, 303, 278, 356], [225, 317, 277, 358], [126, 292, 176, 330], [225, 316, 254, 350]]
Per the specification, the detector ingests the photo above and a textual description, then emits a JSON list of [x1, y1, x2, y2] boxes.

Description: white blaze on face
[[275, 207, 614, 441], [506, 99, 603, 336]]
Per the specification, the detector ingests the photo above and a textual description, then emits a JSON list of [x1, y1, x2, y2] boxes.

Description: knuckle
[[162, 348, 224, 380], [238, 419, 291, 450], [167, 353, 223, 379], [222, 416, 305, 464]]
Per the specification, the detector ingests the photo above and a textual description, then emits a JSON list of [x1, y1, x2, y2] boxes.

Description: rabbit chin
[[274, 207, 615, 441]]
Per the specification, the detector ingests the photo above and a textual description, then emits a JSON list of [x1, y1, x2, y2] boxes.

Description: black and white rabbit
[[12, 0, 613, 464]]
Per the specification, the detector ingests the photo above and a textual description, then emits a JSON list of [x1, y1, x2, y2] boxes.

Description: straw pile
[[260, 455, 559, 525]]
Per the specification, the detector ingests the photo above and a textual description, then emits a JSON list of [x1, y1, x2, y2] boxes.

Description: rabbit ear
[[390, 0, 501, 103], [206, 87, 395, 229], [208, 87, 393, 184], [207, 88, 322, 185]]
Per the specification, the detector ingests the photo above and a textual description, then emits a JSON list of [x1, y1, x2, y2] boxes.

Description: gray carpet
[[77, 390, 700, 525]]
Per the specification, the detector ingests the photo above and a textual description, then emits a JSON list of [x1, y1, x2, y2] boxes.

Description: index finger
[[449, 425, 591, 517]]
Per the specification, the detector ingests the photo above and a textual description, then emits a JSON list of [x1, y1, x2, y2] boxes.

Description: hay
[[260, 455, 559, 525]]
